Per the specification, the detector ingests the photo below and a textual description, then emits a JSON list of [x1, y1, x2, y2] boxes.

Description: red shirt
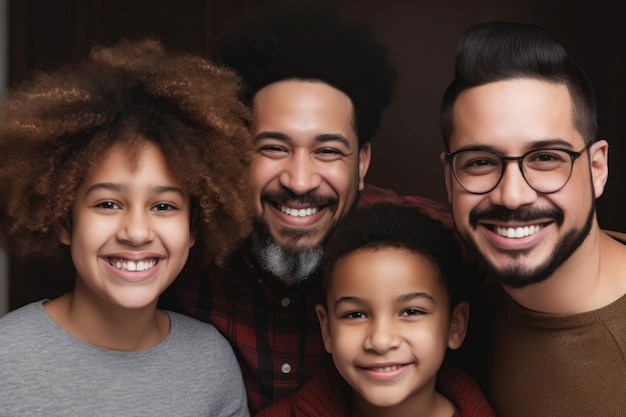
[[160, 184, 452, 413], [256, 363, 496, 417]]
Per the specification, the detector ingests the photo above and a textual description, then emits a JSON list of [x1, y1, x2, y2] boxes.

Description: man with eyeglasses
[[440, 21, 626, 416]]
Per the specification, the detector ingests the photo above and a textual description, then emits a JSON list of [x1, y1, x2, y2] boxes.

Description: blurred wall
[[1, 0, 8, 316], [5, 0, 626, 310]]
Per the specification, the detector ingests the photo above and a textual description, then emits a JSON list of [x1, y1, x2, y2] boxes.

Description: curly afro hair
[[0, 38, 253, 266], [217, 1, 397, 147]]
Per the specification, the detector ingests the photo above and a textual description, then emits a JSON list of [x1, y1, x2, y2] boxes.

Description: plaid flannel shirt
[[160, 184, 452, 414]]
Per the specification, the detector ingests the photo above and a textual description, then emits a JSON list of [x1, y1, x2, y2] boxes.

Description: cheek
[[331, 165, 360, 206], [163, 220, 195, 252], [408, 321, 450, 357], [248, 160, 266, 193], [450, 191, 485, 223], [248, 158, 280, 196], [328, 322, 360, 354]]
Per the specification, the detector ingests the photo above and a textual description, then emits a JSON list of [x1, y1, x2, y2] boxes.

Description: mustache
[[469, 206, 564, 228], [261, 188, 337, 207]]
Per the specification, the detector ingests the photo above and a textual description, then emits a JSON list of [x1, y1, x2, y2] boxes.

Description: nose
[[489, 161, 538, 209], [278, 150, 322, 195], [116, 208, 154, 246], [363, 317, 400, 354]]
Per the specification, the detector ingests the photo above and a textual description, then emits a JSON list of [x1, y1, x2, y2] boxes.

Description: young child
[[257, 204, 494, 416], [0, 39, 252, 416]]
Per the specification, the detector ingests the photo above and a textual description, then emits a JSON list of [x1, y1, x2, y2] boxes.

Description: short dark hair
[[217, 1, 397, 147], [322, 203, 468, 308], [440, 21, 597, 150]]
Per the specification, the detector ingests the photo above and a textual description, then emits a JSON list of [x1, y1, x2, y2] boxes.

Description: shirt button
[[281, 297, 291, 307], [281, 363, 292, 374]]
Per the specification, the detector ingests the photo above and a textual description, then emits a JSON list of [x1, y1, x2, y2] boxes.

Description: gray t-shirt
[[0, 301, 249, 417]]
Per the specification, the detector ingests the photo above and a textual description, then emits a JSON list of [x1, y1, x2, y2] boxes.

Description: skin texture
[[442, 78, 616, 313], [46, 141, 195, 351], [250, 80, 371, 251], [316, 247, 468, 417]]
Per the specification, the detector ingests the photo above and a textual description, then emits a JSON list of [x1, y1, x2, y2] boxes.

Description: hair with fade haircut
[[0, 38, 253, 266], [217, 0, 397, 147], [440, 21, 598, 150], [321, 203, 469, 308]]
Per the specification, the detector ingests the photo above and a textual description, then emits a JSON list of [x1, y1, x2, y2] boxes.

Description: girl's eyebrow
[[84, 183, 186, 198]]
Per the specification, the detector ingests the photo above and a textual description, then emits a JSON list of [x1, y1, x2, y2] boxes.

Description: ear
[[58, 216, 72, 246], [357, 143, 372, 191], [315, 304, 333, 354], [441, 151, 453, 204], [589, 140, 609, 199], [447, 301, 469, 350]]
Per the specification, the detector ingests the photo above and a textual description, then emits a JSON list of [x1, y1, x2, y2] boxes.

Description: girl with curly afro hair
[[0, 39, 252, 416]]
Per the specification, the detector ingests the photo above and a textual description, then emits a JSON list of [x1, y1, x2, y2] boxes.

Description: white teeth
[[370, 365, 401, 372], [495, 225, 543, 238], [280, 206, 320, 217], [109, 258, 157, 272]]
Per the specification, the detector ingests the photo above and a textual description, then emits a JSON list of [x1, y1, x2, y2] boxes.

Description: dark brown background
[[6, 0, 626, 310]]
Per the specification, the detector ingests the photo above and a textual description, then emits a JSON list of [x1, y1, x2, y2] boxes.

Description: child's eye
[[401, 308, 425, 317], [342, 311, 366, 319], [97, 201, 120, 210], [153, 203, 176, 211]]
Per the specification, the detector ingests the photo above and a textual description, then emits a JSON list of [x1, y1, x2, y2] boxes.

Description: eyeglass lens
[[451, 149, 576, 194]]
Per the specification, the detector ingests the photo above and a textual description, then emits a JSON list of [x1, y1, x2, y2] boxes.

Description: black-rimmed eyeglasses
[[445, 141, 594, 195]]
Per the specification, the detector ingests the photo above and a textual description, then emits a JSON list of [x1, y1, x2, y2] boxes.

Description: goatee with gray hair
[[250, 222, 323, 285]]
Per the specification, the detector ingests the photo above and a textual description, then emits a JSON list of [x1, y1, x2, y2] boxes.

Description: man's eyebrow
[[253, 131, 290, 143], [528, 138, 576, 150], [315, 133, 352, 150], [253, 131, 352, 150], [456, 138, 576, 153]]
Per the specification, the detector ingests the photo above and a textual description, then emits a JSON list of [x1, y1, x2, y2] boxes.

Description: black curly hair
[[322, 203, 470, 309], [217, 1, 397, 147]]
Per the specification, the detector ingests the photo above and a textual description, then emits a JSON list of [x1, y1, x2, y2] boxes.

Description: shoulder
[[165, 311, 235, 355], [358, 183, 453, 228], [159, 311, 244, 384], [167, 310, 220, 338], [256, 398, 296, 417], [0, 301, 47, 331], [437, 364, 496, 417], [605, 229, 626, 244]]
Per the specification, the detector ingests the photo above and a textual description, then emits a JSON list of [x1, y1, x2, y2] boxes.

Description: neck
[[44, 286, 169, 351], [504, 228, 626, 314]]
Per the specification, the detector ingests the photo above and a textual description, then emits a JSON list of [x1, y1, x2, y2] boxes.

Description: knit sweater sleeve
[[437, 364, 496, 417], [255, 398, 295, 417]]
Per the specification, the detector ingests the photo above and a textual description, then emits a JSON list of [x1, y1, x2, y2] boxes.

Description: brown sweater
[[488, 285, 626, 416]]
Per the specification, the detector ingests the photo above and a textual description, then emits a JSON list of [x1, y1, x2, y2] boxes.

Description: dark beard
[[460, 200, 595, 288], [250, 221, 323, 285]]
